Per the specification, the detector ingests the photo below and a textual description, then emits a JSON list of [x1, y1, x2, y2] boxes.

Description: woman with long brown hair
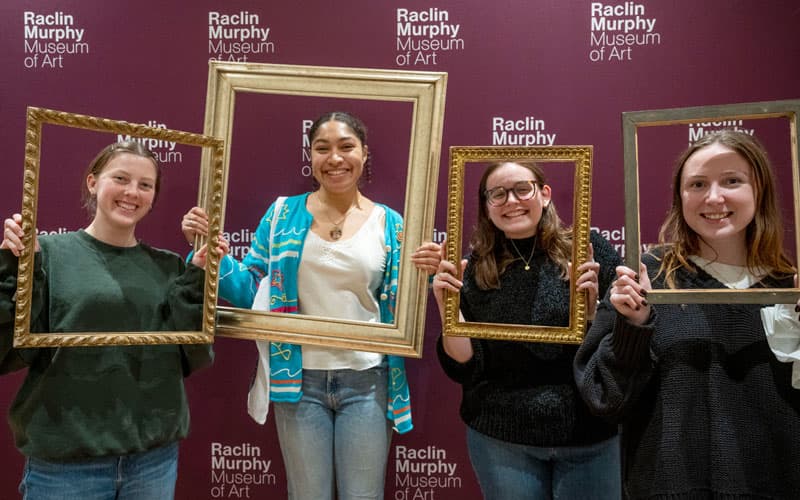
[[575, 129, 800, 498], [433, 160, 622, 499]]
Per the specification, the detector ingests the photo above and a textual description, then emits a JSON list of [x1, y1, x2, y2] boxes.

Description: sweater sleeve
[[590, 230, 622, 297], [573, 255, 658, 422], [0, 250, 23, 373], [0, 249, 48, 374], [164, 263, 215, 376], [574, 302, 656, 422], [435, 255, 487, 384], [435, 334, 484, 384], [218, 204, 275, 308]]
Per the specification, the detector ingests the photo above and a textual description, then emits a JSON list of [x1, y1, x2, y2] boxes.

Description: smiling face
[[680, 142, 756, 260], [86, 152, 158, 233], [310, 119, 368, 196], [483, 162, 551, 239]]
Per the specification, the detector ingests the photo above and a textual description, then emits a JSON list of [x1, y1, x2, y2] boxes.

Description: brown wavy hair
[[470, 161, 573, 289], [655, 129, 795, 287]]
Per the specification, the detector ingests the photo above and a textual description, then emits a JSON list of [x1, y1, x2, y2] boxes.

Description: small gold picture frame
[[443, 146, 593, 344], [203, 62, 447, 358], [623, 99, 800, 304], [13, 106, 225, 347]]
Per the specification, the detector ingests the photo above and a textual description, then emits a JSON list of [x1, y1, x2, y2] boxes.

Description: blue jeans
[[467, 427, 621, 500], [18, 442, 179, 500], [273, 362, 392, 500]]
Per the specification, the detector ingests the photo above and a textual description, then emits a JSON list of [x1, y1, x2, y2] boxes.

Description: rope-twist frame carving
[[13, 107, 225, 347], [443, 146, 593, 344]]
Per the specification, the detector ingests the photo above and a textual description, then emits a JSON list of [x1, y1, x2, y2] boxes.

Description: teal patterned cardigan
[[218, 193, 413, 433]]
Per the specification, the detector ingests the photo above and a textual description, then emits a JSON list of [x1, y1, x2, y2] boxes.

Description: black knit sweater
[[575, 251, 800, 499], [437, 231, 621, 446]]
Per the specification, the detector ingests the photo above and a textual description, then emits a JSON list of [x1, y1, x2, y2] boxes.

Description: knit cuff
[[436, 334, 478, 383], [177, 264, 206, 302], [610, 310, 655, 369], [0, 248, 41, 274]]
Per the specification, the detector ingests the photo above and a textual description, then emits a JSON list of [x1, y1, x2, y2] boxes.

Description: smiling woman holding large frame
[[576, 120, 800, 498]]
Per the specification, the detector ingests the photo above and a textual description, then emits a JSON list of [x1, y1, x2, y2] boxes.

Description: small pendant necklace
[[328, 210, 352, 240], [509, 235, 537, 271], [319, 194, 358, 241]]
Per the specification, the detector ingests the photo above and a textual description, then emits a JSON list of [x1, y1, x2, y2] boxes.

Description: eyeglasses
[[484, 180, 538, 207]]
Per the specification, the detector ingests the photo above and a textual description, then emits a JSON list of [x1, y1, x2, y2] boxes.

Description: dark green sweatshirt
[[0, 230, 213, 461]]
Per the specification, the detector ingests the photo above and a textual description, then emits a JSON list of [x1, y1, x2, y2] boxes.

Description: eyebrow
[[487, 179, 536, 188], [106, 168, 156, 181], [686, 169, 749, 177], [312, 135, 357, 144]]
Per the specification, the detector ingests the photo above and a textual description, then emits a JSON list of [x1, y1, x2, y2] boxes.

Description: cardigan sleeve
[[218, 203, 276, 308]]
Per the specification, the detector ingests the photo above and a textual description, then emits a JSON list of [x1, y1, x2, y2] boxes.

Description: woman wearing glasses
[[432, 161, 622, 499]]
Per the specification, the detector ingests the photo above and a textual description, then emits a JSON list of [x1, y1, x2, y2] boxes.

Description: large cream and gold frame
[[443, 146, 593, 344], [623, 99, 800, 304], [202, 62, 447, 358], [13, 107, 225, 347]]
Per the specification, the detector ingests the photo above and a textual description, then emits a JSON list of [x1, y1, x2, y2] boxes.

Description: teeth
[[703, 212, 730, 220], [117, 202, 137, 211]]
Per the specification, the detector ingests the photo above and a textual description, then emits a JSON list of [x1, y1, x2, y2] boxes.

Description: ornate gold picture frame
[[13, 106, 225, 347], [623, 99, 800, 304], [443, 146, 593, 344], [203, 62, 447, 358]]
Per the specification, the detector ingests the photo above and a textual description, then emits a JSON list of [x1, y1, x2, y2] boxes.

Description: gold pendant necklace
[[318, 194, 358, 241], [509, 235, 537, 271], [329, 217, 347, 240]]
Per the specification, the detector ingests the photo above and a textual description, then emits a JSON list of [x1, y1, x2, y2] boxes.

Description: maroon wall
[[1, 1, 798, 497]]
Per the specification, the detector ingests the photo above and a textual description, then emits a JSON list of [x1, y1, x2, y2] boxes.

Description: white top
[[297, 205, 387, 370], [689, 255, 763, 290]]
